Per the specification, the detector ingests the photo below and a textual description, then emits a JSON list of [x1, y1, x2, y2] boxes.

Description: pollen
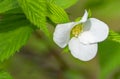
[[71, 24, 83, 37]]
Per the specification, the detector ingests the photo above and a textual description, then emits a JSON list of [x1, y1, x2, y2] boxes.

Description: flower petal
[[68, 37, 98, 61], [79, 18, 109, 44], [79, 10, 88, 23], [53, 22, 75, 48]]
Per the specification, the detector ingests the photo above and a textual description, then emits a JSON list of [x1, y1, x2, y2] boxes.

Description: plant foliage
[[0, 14, 33, 61], [0, 70, 13, 79]]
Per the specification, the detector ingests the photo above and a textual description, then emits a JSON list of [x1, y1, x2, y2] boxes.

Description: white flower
[[53, 10, 109, 61]]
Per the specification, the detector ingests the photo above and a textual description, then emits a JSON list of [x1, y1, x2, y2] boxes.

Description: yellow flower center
[[71, 24, 83, 37]]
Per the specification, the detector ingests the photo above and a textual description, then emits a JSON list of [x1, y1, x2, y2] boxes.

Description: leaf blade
[[18, 0, 49, 37], [108, 30, 120, 43], [48, 0, 78, 9], [99, 30, 120, 79], [47, 3, 69, 24], [0, 70, 13, 79], [99, 40, 120, 79], [0, 0, 19, 13], [0, 14, 33, 61]]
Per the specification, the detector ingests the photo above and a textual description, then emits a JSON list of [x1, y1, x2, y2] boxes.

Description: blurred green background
[[2, 0, 120, 79]]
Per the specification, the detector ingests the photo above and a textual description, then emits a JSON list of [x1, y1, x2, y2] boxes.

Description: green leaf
[[99, 40, 120, 79], [0, 14, 33, 61], [0, 70, 13, 79], [108, 30, 120, 43], [48, 0, 78, 9], [88, 9, 92, 18], [98, 30, 120, 79], [17, 0, 49, 37], [5, 7, 23, 14], [0, 0, 19, 13], [75, 17, 81, 22], [62, 46, 69, 53], [47, 3, 69, 24]]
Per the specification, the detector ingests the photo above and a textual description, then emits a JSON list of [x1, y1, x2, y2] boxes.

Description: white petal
[[68, 37, 98, 61], [53, 22, 75, 48], [79, 10, 88, 23], [79, 18, 109, 44]]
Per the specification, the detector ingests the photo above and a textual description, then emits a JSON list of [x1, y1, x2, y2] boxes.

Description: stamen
[[71, 24, 83, 37]]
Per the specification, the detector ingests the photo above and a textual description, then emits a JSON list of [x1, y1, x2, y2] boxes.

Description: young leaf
[[108, 30, 120, 43], [48, 0, 78, 9], [88, 9, 92, 18], [17, 0, 49, 37], [47, 3, 69, 24], [0, 14, 33, 61], [0, 70, 13, 79], [0, 0, 19, 13]]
